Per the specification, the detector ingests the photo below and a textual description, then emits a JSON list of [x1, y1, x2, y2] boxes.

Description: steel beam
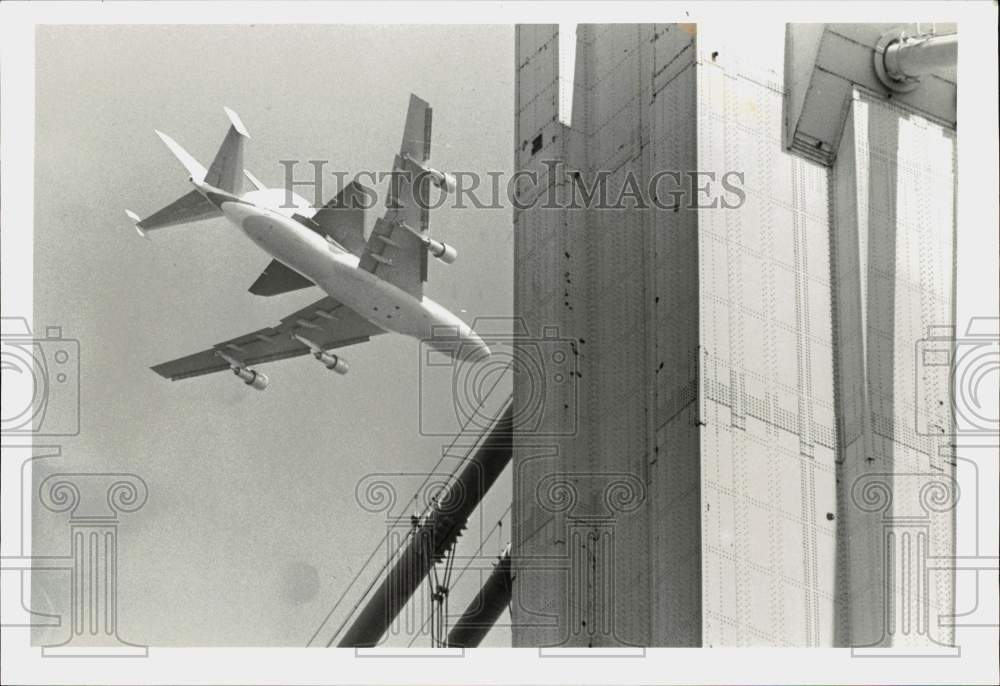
[[446, 546, 512, 648], [335, 399, 514, 647]]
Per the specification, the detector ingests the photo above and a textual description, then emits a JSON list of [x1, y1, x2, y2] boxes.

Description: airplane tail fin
[[126, 108, 250, 236], [204, 107, 250, 194]]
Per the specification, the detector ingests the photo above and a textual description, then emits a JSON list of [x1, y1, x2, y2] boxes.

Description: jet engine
[[215, 350, 270, 391], [427, 168, 457, 193], [406, 156, 456, 193], [426, 237, 458, 264], [314, 350, 349, 375], [233, 366, 269, 390], [291, 333, 349, 375], [396, 220, 459, 265]]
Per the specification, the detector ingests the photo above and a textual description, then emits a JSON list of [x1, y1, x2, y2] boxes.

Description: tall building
[[511, 23, 957, 647]]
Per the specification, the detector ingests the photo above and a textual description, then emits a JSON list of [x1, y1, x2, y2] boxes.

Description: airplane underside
[[223, 199, 487, 360], [128, 94, 489, 388]]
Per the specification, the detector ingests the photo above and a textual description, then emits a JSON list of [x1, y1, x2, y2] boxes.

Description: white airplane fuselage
[[213, 187, 490, 362]]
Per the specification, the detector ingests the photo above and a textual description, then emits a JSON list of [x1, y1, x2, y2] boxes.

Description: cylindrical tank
[[884, 32, 957, 80]]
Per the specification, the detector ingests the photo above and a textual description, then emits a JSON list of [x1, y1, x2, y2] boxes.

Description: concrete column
[[831, 89, 957, 650]]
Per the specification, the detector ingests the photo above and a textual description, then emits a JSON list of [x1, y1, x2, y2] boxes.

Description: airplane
[[126, 94, 491, 390]]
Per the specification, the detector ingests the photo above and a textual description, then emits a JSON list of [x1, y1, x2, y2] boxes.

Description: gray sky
[[32, 24, 514, 647]]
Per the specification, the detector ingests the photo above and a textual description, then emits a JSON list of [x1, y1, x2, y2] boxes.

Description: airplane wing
[[151, 297, 385, 381], [248, 259, 315, 297], [312, 180, 369, 257], [358, 94, 434, 298]]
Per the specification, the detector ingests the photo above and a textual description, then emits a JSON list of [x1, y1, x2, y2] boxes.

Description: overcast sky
[[32, 24, 515, 647]]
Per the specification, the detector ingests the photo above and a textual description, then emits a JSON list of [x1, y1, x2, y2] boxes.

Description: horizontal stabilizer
[[249, 259, 315, 296], [131, 189, 219, 233], [312, 180, 370, 256], [243, 169, 265, 191], [155, 130, 207, 181], [125, 210, 149, 238]]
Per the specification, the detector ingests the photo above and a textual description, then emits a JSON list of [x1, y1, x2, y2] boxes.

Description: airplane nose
[[458, 332, 491, 363], [469, 341, 491, 363]]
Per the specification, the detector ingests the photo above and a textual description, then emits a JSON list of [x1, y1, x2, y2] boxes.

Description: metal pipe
[[884, 32, 957, 81], [335, 399, 514, 647], [446, 546, 512, 648], [874, 29, 957, 93]]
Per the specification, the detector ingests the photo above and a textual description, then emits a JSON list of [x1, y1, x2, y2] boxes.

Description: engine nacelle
[[315, 351, 349, 375], [405, 154, 456, 193], [426, 237, 458, 264], [429, 169, 456, 193], [234, 366, 269, 390], [415, 164, 456, 193]]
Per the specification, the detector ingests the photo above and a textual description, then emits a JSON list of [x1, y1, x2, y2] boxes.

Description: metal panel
[[512, 21, 955, 649], [831, 90, 956, 649], [784, 23, 956, 165]]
